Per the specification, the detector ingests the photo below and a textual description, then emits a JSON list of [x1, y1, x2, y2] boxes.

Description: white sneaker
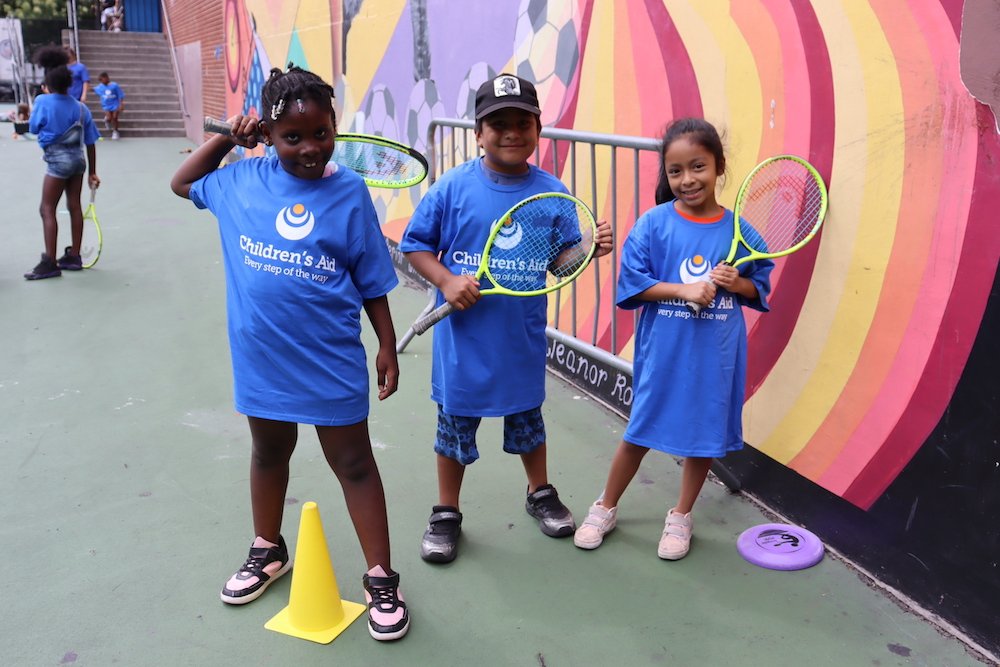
[[573, 502, 617, 549], [111, 131, 120, 140], [657, 508, 692, 560]]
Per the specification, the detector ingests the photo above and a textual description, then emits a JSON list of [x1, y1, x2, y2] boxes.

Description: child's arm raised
[[170, 115, 260, 199], [363, 296, 399, 400]]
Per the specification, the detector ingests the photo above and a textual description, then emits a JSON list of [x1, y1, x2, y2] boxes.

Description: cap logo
[[493, 75, 521, 98]]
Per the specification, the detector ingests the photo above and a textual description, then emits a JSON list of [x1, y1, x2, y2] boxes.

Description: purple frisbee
[[737, 523, 824, 571]]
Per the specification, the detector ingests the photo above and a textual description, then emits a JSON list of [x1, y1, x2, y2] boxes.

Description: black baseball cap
[[474, 73, 541, 120]]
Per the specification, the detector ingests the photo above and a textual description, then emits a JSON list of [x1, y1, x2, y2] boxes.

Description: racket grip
[[412, 302, 456, 335], [203, 117, 233, 135], [204, 116, 267, 146], [686, 300, 703, 315]]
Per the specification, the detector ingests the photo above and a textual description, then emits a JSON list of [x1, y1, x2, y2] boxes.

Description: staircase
[[66, 30, 186, 138]]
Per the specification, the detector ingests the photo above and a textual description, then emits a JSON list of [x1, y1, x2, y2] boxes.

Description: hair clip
[[270, 98, 285, 120], [296, 98, 305, 113]]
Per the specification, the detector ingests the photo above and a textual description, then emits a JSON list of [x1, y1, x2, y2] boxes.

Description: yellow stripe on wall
[[670, 0, 762, 198], [344, 0, 408, 101], [746, 2, 905, 464]]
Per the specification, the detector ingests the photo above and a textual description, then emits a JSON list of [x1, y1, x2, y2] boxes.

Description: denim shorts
[[434, 405, 546, 465], [43, 143, 86, 179]]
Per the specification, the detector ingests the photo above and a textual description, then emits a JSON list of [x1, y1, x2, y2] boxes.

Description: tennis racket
[[203, 117, 428, 189], [410, 192, 598, 335], [687, 155, 828, 315], [81, 186, 102, 269]]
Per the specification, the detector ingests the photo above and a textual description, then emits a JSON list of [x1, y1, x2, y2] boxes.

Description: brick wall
[[162, 0, 224, 126]]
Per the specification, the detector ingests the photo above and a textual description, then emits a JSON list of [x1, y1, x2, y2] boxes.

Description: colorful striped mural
[[220, 0, 1000, 510]]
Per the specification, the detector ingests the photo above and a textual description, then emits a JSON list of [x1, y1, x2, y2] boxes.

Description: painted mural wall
[[208, 0, 1000, 651]]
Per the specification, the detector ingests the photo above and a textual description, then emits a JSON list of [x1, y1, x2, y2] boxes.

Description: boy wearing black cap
[[400, 74, 612, 564]]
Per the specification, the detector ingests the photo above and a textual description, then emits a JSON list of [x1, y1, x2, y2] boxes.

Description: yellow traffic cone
[[264, 501, 366, 643]]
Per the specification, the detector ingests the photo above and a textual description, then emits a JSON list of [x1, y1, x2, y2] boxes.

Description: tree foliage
[[1, 0, 96, 21]]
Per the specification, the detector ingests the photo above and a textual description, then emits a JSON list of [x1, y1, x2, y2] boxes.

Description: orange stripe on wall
[[818, 0, 977, 493], [791, 1, 947, 481]]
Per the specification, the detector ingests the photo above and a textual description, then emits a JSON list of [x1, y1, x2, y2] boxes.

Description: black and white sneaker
[[526, 484, 576, 537], [363, 566, 410, 641], [419, 505, 462, 563], [220, 535, 292, 605]]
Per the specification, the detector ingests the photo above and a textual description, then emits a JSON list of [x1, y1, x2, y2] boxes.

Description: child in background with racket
[[400, 73, 612, 564], [24, 46, 101, 280], [573, 118, 773, 559], [170, 65, 410, 641]]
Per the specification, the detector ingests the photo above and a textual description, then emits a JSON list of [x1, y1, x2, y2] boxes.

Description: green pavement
[[0, 130, 990, 666]]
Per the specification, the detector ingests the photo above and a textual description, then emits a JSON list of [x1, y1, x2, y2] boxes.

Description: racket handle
[[203, 116, 265, 142], [412, 301, 456, 335], [686, 300, 703, 315], [203, 116, 233, 135]]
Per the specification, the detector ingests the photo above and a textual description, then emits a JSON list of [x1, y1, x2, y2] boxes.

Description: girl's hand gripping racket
[[81, 186, 102, 268], [203, 116, 429, 189], [411, 192, 598, 335], [687, 155, 828, 315]]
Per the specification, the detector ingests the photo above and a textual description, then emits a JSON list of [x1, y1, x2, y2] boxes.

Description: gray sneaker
[[525, 484, 575, 537], [420, 506, 462, 563]]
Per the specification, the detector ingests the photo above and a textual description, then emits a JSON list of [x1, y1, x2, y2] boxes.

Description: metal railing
[[396, 117, 662, 359], [160, 0, 189, 119]]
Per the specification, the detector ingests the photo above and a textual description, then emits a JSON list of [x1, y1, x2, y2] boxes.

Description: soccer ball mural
[[513, 0, 580, 125], [455, 61, 497, 119], [363, 84, 399, 141], [406, 78, 446, 155]]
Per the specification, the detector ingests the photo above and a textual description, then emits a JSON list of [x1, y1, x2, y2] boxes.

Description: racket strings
[[334, 141, 424, 183], [486, 197, 594, 292], [740, 166, 825, 253]]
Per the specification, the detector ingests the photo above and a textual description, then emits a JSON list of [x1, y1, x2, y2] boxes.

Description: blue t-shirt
[[400, 158, 568, 417], [617, 201, 773, 457], [94, 81, 124, 111], [28, 94, 101, 148], [68, 62, 90, 100], [189, 157, 399, 425]]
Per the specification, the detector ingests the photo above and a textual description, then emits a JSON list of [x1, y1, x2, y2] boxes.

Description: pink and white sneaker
[[363, 565, 410, 641], [220, 535, 292, 604]]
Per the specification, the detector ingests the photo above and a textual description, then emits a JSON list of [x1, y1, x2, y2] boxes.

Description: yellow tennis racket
[[687, 155, 828, 314], [411, 192, 598, 335], [80, 186, 102, 269]]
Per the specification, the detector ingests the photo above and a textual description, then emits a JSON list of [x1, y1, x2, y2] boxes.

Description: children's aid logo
[[678, 254, 711, 284], [491, 218, 523, 250], [275, 203, 315, 241]]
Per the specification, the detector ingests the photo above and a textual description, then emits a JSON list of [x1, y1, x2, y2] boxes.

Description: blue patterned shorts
[[435, 405, 546, 465]]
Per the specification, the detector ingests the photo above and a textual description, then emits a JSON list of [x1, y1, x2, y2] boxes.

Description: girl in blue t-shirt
[[24, 46, 101, 280], [170, 66, 409, 641], [574, 118, 773, 560]]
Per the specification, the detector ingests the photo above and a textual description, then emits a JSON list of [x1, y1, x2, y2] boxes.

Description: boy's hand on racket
[[226, 115, 260, 148], [593, 219, 613, 258], [440, 273, 481, 311], [88, 174, 101, 189], [710, 263, 740, 290], [375, 345, 399, 400], [679, 280, 716, 307]]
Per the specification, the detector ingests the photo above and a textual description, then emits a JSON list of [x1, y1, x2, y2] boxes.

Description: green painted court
[[0, 132, 989, 666]]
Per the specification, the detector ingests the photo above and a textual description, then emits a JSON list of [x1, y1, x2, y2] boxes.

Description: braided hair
[[260, 64, 336, 125]]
